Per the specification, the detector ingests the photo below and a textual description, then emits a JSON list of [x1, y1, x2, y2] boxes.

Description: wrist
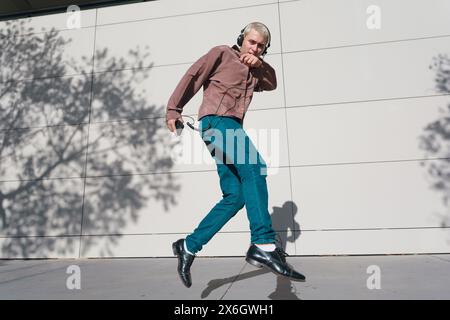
[[255, 56, 263, 67]]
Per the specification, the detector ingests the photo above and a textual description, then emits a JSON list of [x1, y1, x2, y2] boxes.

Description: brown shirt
[[166, 45, 277, 124]]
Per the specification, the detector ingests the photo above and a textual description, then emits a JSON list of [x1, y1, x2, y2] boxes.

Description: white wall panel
[[280, 0, 450, 52], [94, 3, 280, 71], [0, 236, 81, 259], [296, 228, 450, 255], [243, 108, 290, 168], [82, 164, 293, 236], [0, 82, 17, 128], [0, 125, 88, 181], [13, 28, 95, 81], [290, 161, 445, 230], [1, 75, 91, 130], [1, 0, 449, 258], [286, 96, 448, 166], [82, 170, 221, 236], [0, 178, 84, 237], [91, 66, 199, 123], [80, 231, 296, 258], [79, 233, 185, 257], [86, 108, 289, 177], [0, 37, 16, 83], [199, 231, 296, 256], [85, 116, 214, 176], [96, 0, 275, 25], [0, 9, 96, 37], [283, 37, 447, 107]]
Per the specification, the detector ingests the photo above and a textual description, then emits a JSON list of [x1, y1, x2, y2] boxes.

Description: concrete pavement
[[1, 254, 449, 300]]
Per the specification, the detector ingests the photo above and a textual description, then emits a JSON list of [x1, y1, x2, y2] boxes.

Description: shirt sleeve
[[254, 59, 277, 92], [166, 47, 223, 122]]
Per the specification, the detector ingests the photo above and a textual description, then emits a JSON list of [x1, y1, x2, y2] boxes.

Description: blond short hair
[[242, 22, 271, 46]]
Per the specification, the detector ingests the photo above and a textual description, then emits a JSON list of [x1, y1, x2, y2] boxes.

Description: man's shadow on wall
[[201, 201, 302, 300]]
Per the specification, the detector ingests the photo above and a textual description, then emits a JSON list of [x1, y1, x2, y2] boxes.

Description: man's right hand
[[240, 53, 263, 68], [166, 118, 183, 133]]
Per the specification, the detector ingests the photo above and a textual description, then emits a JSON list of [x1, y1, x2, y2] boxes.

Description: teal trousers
[[185, 115, 276, 254]]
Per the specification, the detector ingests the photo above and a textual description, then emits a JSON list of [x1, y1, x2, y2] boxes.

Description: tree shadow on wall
[[0, 20, 180, 258], [419, 54, 450, 230]]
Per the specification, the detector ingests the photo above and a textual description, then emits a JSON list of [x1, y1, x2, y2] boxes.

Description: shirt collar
[[231, 44, 241, 57]]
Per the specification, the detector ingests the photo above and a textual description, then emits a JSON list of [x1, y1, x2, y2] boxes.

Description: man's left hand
[[240, 53, 262, 68]]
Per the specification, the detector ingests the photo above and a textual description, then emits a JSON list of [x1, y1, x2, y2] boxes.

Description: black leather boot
[[246, 244, 306, 282], [172, 239, 195, 288]]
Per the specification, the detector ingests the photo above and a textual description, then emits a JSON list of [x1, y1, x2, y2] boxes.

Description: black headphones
[[237, 23, 271, 56]]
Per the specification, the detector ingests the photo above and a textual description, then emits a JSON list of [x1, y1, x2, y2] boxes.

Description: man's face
[[240, 29, 267, 57]]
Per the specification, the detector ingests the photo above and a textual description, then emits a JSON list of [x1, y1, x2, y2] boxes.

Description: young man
[[166, 22, 305, 288]]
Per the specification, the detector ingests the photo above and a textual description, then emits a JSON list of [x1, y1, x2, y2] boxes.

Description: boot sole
[[246, 257, 306, 282], [245, 257, 264, 268], [172, 242, 178, 256]]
